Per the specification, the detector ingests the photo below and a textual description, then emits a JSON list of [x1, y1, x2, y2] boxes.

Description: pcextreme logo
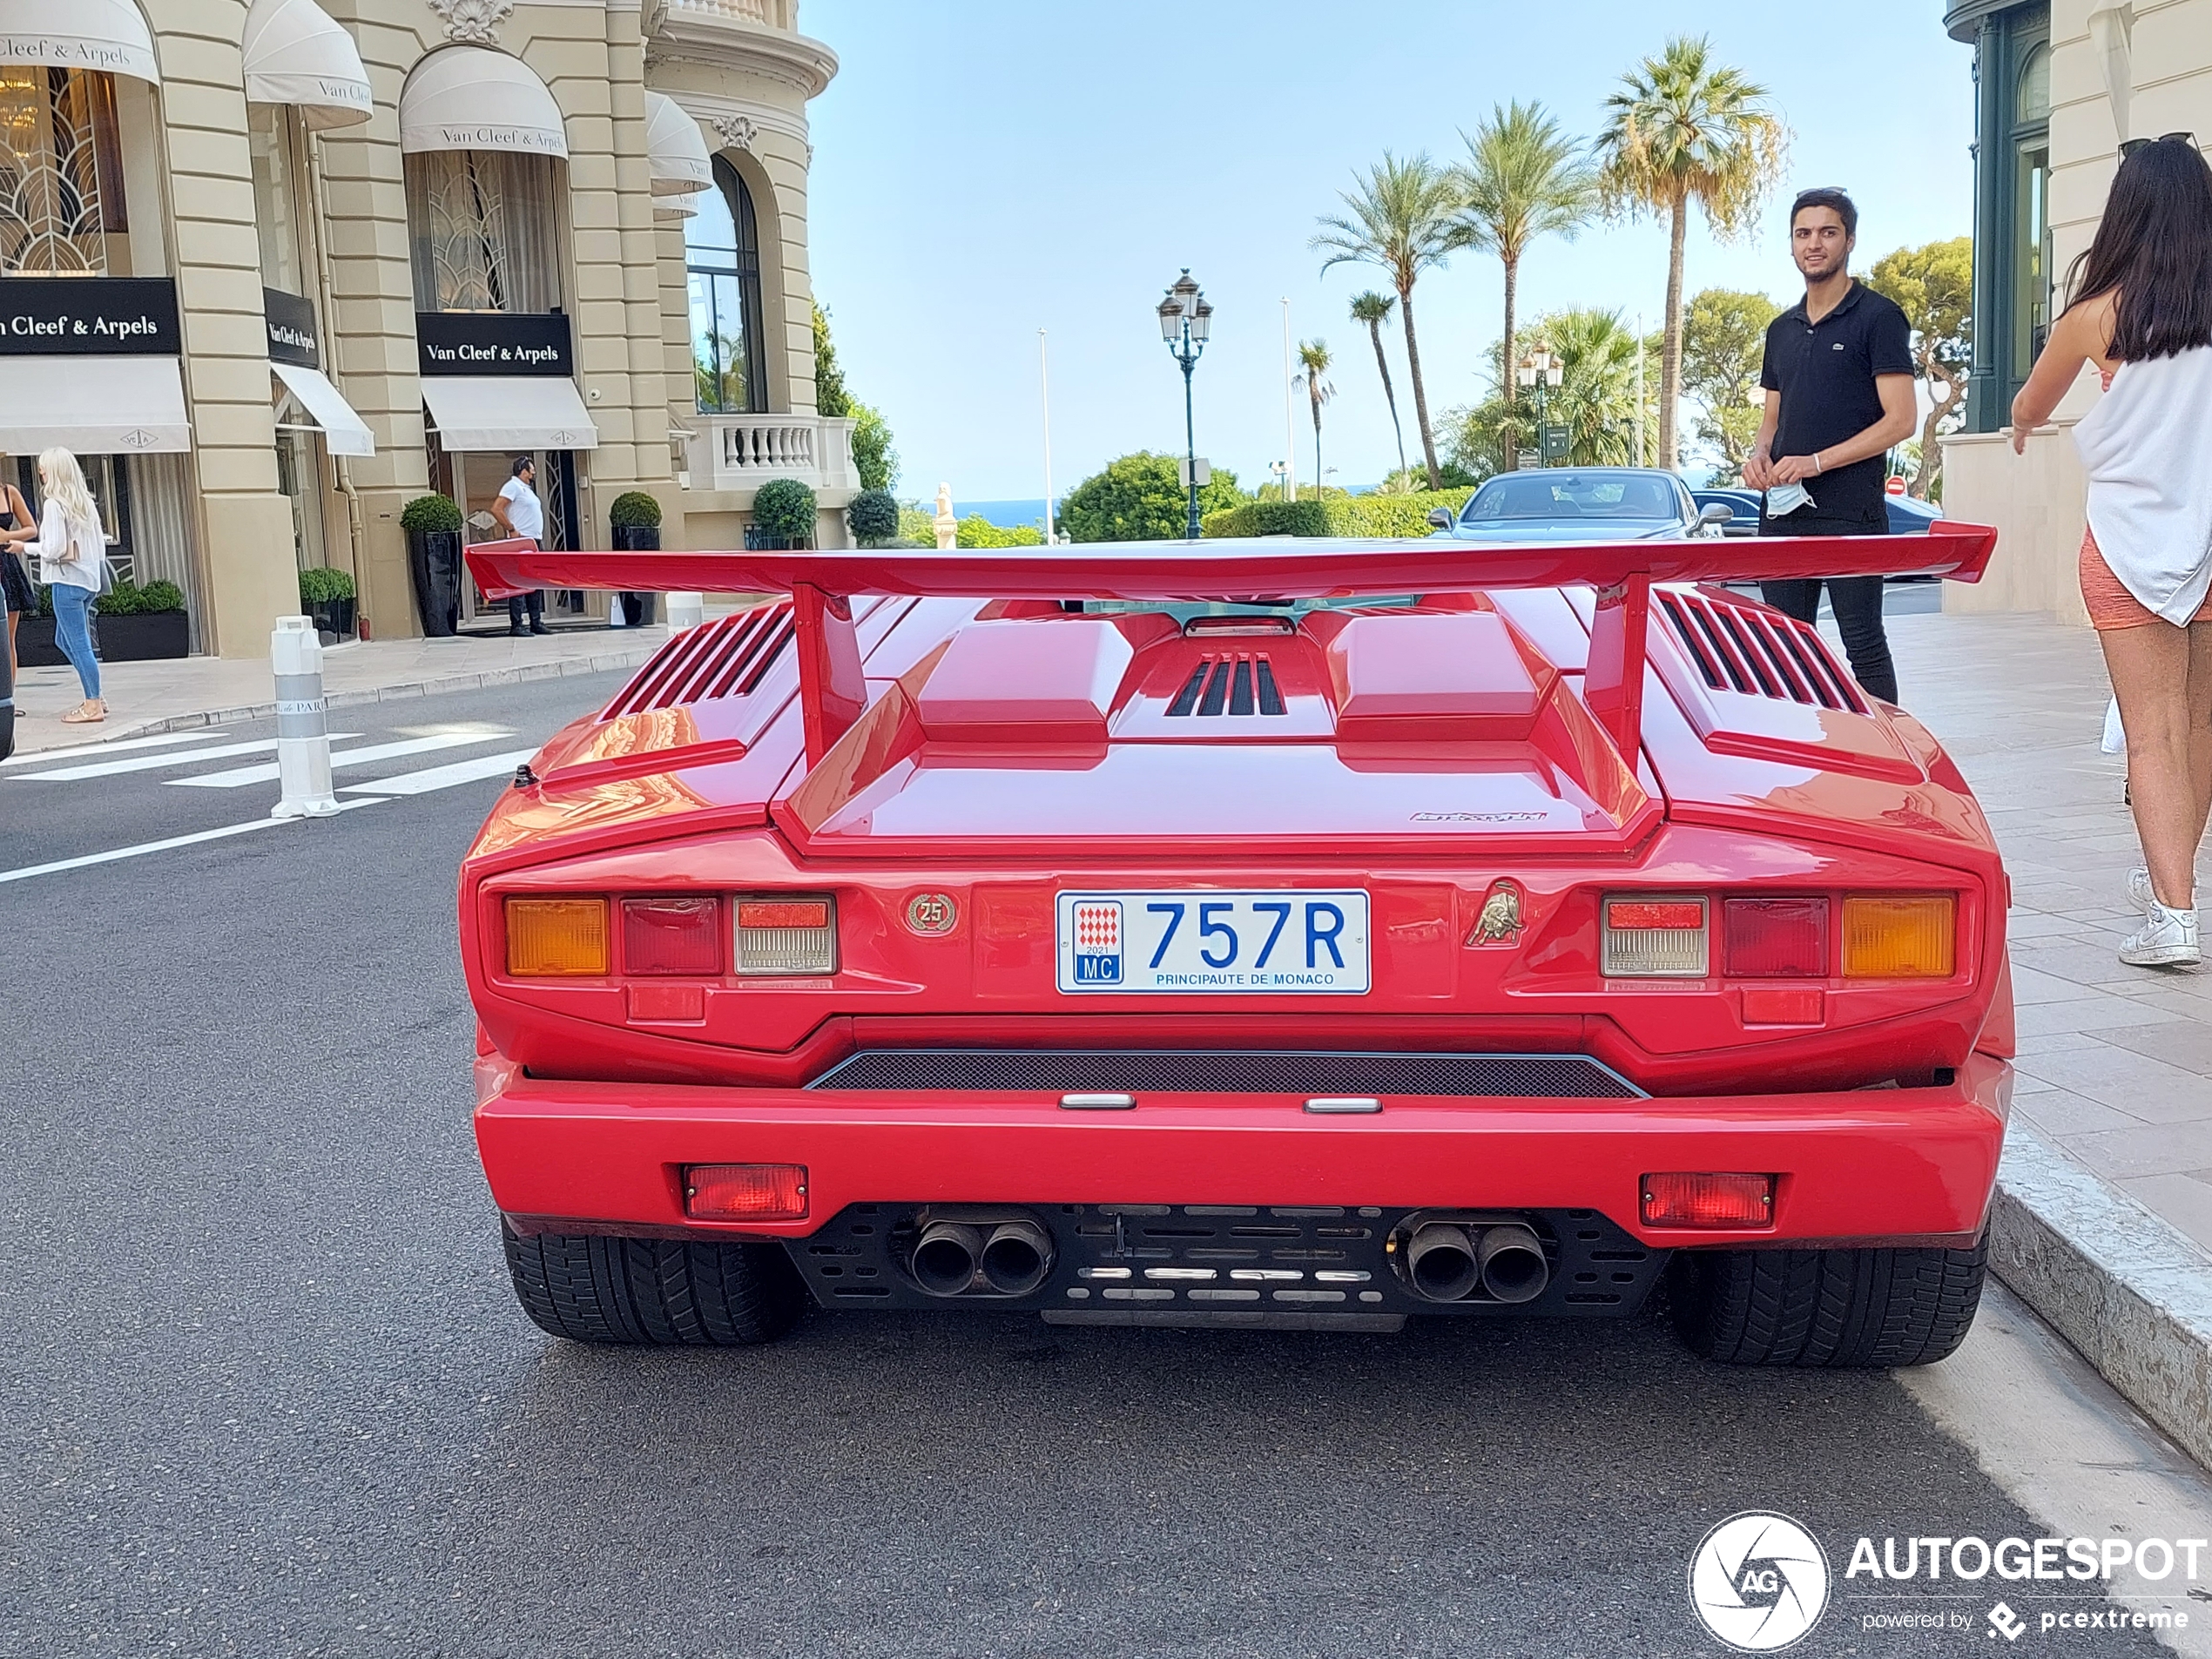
[[1689, 1512, 1832, 1652]]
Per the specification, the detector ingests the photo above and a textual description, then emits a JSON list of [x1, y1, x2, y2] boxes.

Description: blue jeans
[[51, 581, 99, 699]]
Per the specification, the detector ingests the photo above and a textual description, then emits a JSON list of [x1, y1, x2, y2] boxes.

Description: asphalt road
[[0, 671, 2202, 1659]]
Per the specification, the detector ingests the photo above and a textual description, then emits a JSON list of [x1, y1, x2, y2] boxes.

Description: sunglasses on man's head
[[2121, 132, 2197, 158]]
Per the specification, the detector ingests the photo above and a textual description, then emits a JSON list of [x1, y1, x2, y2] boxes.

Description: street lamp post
[[1515, 348, 1565, 467], [1157, 269, 1211, 539]]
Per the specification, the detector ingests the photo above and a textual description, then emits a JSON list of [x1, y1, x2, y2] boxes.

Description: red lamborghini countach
[[461, 527, 2013, 1368]]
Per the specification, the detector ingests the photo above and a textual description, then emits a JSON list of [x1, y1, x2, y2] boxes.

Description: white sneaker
[[2129, 867, 2154, 913], [2120, 900, 2202, 968]]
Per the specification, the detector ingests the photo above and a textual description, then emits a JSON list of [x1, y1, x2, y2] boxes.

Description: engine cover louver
[[1165, 654, 1288, 718], [1657, 590, 1868, 714], [602, 601, 795, 718]]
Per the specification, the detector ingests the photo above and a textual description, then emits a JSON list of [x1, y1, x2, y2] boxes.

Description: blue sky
[[802, 0, 1975, 503]]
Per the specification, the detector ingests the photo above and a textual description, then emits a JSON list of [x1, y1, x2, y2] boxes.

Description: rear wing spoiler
[[467, 523, 1995, 763]]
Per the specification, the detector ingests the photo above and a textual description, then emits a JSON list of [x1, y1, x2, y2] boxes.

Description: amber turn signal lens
[[1641, 1172, 1774, 1229], [1841, 894, 1955, 979], [685, 1163, 808, 1222], [505, 897, 610, 977]]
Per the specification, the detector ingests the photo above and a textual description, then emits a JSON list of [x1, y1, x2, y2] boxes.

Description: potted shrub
[[19, 578, 190, 664], [750, 477, 817, 549], [401, 494, 463, 637], [607, 490, 661, 626], [846, 488, 900, 548], [299, 565, 357, 643]]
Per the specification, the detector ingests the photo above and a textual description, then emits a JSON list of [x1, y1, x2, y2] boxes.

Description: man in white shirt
[[490, 455, 550, 636]]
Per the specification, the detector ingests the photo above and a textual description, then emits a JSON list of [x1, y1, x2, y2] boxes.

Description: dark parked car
[[1431, 469, 1733, 542], [1691, 486, 1944, 537]]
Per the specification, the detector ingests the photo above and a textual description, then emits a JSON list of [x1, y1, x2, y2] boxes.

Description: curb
[[105, 646, 659, 743], [1988, 1122, 2212, 1470]]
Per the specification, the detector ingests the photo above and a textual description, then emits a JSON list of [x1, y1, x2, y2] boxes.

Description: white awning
[[421, 376, 598, 451], [242, 0, 372, 131], [0, 354, 187, 453], [273, 363, 373, 456], [644, 91, 712, 195], [0, 0, 158, 83], [654, 192, 702, 222], [399, 46, 567, 158]]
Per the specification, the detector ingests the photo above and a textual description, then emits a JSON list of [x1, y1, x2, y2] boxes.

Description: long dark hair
[[2065, 137, 2212, 361]]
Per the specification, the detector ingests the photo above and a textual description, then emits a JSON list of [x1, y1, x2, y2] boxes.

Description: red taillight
[[1642, 1172, 1774, 1229], [738, 900, 830, 930], [1602, 894, 1709, 977], [734, 893, 838, 976], [1607, 900, 1704, 931], [623, 896, 724, 975], [685, 1163, 808, 1221], [1722, 897, 1828, 977]]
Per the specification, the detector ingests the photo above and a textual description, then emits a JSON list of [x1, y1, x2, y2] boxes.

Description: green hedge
[[400, 493, 462, 534], [752, 477, 818, 543], [299, 566, 355, 605], [38, 577, 188, 616], [954, 513, 1042, 548], [608, 489, 662, 530], [1202, 488, 1474, 540]]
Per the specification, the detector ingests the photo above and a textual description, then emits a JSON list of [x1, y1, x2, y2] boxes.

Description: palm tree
[[1532, 308, 1642, 465], [1347, 292, 1405, 475], [1297, 339, 1334, 490], [1595, 35, 1786, 470], [1450, 101, 1598, 468], [1312, 152, 1460, 489]]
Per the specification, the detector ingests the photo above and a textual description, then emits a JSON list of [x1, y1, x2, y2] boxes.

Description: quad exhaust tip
[[1404, 1220, 1551, 1305], [980, 1220, 1053, 1297], [912, 1220, 983, 1297], [911, 1213, 1056, 1298]]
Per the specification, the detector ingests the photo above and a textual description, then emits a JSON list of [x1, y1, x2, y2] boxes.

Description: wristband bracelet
[[1814, 451, 1825, 475]]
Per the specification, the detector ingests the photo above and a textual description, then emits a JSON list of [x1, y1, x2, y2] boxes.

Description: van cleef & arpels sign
[[0, 279, 180, 356], [415, 311, 573, 377]]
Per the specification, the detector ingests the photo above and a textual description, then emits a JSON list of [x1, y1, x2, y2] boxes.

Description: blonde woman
[[3, 448, 109, 723]]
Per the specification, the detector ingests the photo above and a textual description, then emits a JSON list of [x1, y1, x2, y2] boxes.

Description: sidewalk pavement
[[7, 622, 671, 755]]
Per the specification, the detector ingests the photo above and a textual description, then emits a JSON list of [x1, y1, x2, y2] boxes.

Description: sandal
[[61, 699, 105, 724]]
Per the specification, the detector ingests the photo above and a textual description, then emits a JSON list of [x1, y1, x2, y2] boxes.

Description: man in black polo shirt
[[1743, 187, 1919, 703]]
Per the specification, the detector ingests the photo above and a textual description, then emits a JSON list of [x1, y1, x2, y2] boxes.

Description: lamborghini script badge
[[1467, 880, 1525, 947], [905, 892, 958, 935]]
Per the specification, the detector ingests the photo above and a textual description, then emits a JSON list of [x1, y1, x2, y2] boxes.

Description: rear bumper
[[474, 1051, 2010, 1250]]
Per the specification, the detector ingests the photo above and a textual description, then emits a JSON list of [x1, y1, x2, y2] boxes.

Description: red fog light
[[1723, 897, 1828, 977], [1641, 1172, 1774, 1229], [685, 1163, 808, 1221], [623, 896, 724, 975]]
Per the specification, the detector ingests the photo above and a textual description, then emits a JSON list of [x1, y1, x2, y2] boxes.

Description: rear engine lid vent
[[1657, 590, 1867, 714], [1166, 655, 1288, 718], [603, 601, 795, 718]]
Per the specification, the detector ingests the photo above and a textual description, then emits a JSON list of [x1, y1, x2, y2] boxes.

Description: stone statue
[[933, 483, 956, 551]]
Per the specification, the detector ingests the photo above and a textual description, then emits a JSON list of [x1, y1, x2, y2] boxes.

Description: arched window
[[404, 150, 562, 313], [0, 67, 130, 274], [686, 158, 766, 413]]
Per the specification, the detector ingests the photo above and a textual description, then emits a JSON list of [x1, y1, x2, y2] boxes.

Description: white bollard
[[270, 615, 340, 819], [666, 591, 705, 632]]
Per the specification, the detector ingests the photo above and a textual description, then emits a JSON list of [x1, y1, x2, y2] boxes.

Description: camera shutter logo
[[1689, 1512, 1831, 1652]]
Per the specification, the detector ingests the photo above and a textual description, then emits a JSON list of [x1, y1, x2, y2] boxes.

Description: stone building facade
[[1941, 0, 2210, 622], [0, 0, 846, 654]]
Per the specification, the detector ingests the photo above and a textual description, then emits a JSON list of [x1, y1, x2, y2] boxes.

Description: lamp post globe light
[[1515, 348, 1565, 466], [1158, 269, 1211, 539]]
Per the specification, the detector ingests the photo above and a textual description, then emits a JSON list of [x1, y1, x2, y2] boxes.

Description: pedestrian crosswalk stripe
[[1, 730, 231, 768], [16, 735, 362, 782], [166, 731, 500, 789], [340, 748, 537, 797], [0, 799, 384, 886]]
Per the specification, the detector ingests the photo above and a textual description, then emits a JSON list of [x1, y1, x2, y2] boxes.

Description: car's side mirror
[[1696, 502, 1735, 529], [1426, 508, 1455, 529]]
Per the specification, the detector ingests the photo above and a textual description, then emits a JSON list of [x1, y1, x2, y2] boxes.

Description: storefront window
[[0, 67, 129, 274], [2008, 40, 2052, 396], [248, 104, 305, 294], [404, 150, 561, 312], [274, 428, 325, 572], [686, 158, 765, 413]]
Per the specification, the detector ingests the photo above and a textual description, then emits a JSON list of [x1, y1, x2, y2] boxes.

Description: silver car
[[1428, 468, 1733, 543]]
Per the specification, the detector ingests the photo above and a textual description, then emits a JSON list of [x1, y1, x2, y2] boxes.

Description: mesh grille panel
[[812, 1049, 1641, 1098]]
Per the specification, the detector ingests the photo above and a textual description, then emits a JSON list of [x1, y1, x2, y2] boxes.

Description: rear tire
[[502, 1225, 806, 1346], [1673, 1241, 1986, 1367]]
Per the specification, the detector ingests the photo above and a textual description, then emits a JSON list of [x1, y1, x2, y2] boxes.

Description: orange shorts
[[2080, 526, 2212, 631]]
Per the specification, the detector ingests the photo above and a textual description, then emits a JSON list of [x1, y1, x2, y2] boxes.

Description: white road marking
[[15, 735, 361, 782], [165, 731, 501, 789], [340, 748, 537, 796], [0, 799, 384, 886], [1, 730, 231, 767]]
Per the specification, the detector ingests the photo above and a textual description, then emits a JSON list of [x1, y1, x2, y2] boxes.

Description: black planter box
[[17, 610, 189, 666], [308, 595, 357, 644], [408, 529, 462, 637], [613, 524, 659, 625]]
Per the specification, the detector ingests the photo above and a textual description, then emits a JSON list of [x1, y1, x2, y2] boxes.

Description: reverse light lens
[[1602, 894, 1709, 977], [1641, 1172, 1774, 1229], [1842, 894, 1956, 979], [685, 1163, 808, 1222], [505, 897, 610, 977], [623, 896, 724, 976], [734, 894, 838, 976], [1723, 897, 1829, 977]]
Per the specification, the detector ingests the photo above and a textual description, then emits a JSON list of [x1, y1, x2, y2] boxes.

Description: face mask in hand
[[1766, 481, 1816, 517]]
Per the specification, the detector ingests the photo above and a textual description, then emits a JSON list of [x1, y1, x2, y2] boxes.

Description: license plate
[[1055, 890, 1371, 994]]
